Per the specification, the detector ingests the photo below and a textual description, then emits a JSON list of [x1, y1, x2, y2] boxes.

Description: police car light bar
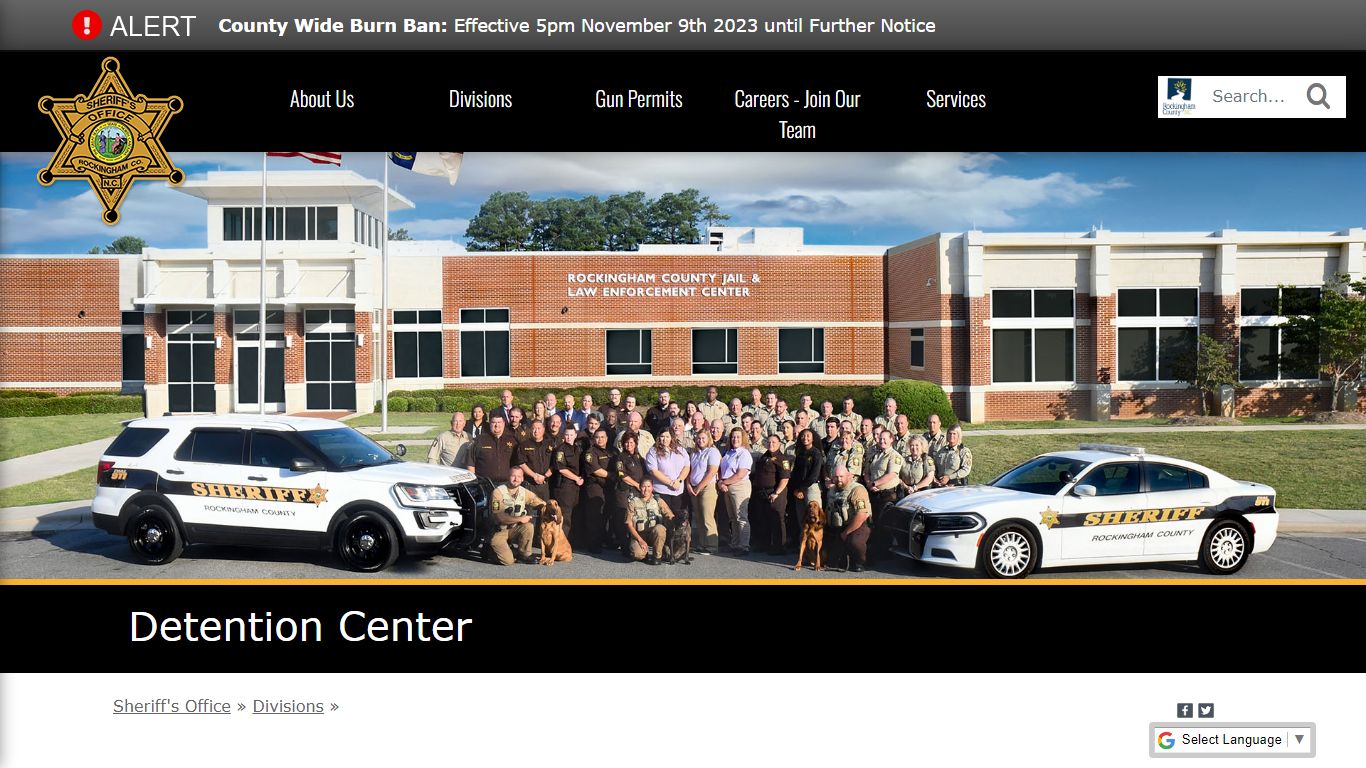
[[1078, 443, 1146, 455]]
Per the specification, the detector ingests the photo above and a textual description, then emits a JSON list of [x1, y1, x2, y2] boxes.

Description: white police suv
[[887, 444, 1279, 578], [93, 415, 491, 572]]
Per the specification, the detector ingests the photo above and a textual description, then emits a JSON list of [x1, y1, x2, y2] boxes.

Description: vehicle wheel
[[127, 504, 184, 565], [336, 510, 400, 572], [1199, 518, 1250, 575], [978, 523, 1037, 579]]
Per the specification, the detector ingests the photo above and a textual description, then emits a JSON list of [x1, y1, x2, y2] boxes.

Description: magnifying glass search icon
[[1306, 83, 1330, 109]]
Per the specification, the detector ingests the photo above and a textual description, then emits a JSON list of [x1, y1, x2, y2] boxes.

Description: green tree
[[464, 191, 534, 251], [1280, 275, 1366, 411], [647, 188, 728, 244], [388, 227, 413, 241], [602, 192, 651, 251], [530, 196, 608, 251], [1170, 333, 1241, 416], [102, 236, 146, 254]]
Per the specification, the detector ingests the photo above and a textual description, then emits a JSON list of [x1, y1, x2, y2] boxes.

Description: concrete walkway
[[0, 438, 114, 490], [1, 501, 1361, 537], [964, 424, 1366, 436]]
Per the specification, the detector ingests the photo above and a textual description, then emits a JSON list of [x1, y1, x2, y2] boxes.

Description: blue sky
[[2, 152, 1361, 253]]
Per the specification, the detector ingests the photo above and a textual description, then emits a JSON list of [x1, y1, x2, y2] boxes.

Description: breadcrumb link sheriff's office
[[2, 169, 1361, 422]]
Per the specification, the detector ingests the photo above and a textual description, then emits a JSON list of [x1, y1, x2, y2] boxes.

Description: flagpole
[[259, 152, 267, 415], [380, 155, 389, 433]]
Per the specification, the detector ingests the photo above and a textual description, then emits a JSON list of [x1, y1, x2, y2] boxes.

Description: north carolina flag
[[267, 152, 342, 165], [388, 152, 463, 185]]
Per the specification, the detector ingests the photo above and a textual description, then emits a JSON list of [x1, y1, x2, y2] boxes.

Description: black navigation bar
[[10, 52, 1363, 150]]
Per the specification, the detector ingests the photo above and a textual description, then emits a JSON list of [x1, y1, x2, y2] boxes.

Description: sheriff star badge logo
[[1039, 507, 1061, 529], [37, 57, 183, 224]]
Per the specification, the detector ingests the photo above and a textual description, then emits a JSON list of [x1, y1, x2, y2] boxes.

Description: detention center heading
[[192, 16, 939, 38]]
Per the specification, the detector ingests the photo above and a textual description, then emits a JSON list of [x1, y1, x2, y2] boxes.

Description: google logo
[[1158, 731, 1176, 750]]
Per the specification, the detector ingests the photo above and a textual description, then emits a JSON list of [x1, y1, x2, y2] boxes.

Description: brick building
[[1, 170, 1361, 421]]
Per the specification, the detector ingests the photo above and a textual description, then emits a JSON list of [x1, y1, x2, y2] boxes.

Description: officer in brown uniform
[[600, 388, 624, 430], [469, 415, 518, 485], [552, 425, 584, 539], [427, 412, 471, 467], [507, 406, 530, 445], [581, 428, 614, 553], [488, 467, 545, 566], [516, 419, 555, 504], [611, 432, 646, 549], [624, 479, 671, 565], [825, 462, 872, 572], [751, 433, 792, 555]]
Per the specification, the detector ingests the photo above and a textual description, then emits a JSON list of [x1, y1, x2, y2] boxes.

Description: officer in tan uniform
[[825, 462, 872, 572], [766, 399, 795, 438], [624, 479, 672, 565], [516, 419, 555, 503], [720, 398, 746, 433], [614, 410, 654, 457], [857, 418, 878, 456], [825, 432, 865, 501], [796, 394, 820, 430], [427, 412, 471, 467], [698, 386, 728, 426], [838, 397, 864, 432], [892, 414, 916, 457], [864, 429, 906, 528], [488, 467, 545, 566], [900, 434, 936, 495], [744, 388, 770, 429], [874, 398, 899, 431], [923, 414, 948, 458], [933, 425, 973, 487]]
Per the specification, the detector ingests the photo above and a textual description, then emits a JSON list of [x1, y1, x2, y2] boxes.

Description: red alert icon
[[73, 10, 102, 39]]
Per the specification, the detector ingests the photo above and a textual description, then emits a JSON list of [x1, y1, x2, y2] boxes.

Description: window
[[223, 206, 338, 241], [459, 308, 510, 378], [304, 309, 356, 410], [1084, 462, 1141, 496], [778, 328, 824, 373], [166, 310, 215, 412], [1240, 286, 1321, 380], [355, 210, 384, 247], [394, 309, 443, 378], [120, 311, 145, 385], [249, 431, 303, 468], [990, 289, 1075, 383], [909, 328, 925, 368], [1145, 463, 1209, 493], [692, 328, 738, 375], [176, 429, 245, 464], [605, 329, 652, 375], [106, 427, 168, 457], [1116, 288, 1199, 381]]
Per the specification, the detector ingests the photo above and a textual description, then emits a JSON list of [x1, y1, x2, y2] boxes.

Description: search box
[[1157, 75, 1346, 118]]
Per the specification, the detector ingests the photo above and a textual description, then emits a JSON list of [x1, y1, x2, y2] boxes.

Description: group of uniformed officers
[[425, 387, 973, 570]]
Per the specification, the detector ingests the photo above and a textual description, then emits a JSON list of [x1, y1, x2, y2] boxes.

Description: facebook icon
[[1177, 703, 1194, 719]]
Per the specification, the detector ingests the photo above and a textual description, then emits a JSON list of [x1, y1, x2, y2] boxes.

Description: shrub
[[870, 380, 958, 429], [0, 390, 58, 399], [439, 396, 464, 413], [386, 396, 410, 413], [410, 397, 438, 412], [0, 394, 143, 417]]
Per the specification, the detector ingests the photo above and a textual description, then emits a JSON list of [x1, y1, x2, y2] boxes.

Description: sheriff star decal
[[1040, 507, 1061, 529], [38, 57, 183, 224], [307, 484, 329, 506]]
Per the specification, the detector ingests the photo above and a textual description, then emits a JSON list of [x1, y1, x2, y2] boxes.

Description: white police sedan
[[92, 415, 492, 572], [888, 444, 1278, 578]]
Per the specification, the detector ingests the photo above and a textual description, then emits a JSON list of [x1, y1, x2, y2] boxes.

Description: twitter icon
[[1199, 703, 1215, 718]]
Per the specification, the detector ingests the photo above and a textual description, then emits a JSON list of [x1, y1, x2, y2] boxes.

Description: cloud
[[0, 181, 205, 251], [448, 152, 1130, 231]]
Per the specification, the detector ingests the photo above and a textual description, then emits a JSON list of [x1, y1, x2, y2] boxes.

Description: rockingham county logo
[[1162, 77, 1197, 117], [37, 57, 183, 224]]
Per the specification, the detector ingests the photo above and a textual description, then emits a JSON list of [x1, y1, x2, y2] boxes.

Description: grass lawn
[[0, 412, 141, 461], [962, 416, 1305, 431], [963, 431, 1365, 510], [0, 466, 95, 508], [345, 412, 452, 429]]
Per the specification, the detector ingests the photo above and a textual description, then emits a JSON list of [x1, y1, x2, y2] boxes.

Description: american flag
[[265, 152, 342, 165]]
